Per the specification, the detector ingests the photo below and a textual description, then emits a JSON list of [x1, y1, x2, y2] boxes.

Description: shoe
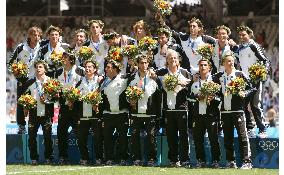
[[80, 159, 88, 166], [258, 131, 267, 138], [45, 159, 52, 165], [147, 159, 156, 167], [247, 129, 256, 138], [226, 161, 237, 168], [31, 160, 38, 165], [17, 125, 26, 134], [133, 159, 142, 166], [175, 161, 181, 167], [240, 162, 252, 169], [211, 160, 220, 168], [119, 160, 127, 166], [181, 160, 190, 167], [168, 161, 176, 167], [195, 161, 206, 168], [58, 158, 67, 165], [94, 159, 102, 166], [105, 160, 114, 166]]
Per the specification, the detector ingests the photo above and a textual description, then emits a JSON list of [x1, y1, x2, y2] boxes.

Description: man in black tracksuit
[[76, 60, 103, 166], [213, 52, 255, 169], [8, 26, 43, 134], [156, 49, 192, 167], [100, 60, 130, 165], [127, 55, 161, 166], [21, 60, 54, 165], [232, 25, 270, 137], [56, 52, 81, 164], [188, 58, 221, 168]]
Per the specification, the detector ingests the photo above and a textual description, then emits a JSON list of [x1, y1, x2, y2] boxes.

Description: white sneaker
[[240, 162, 252, 169]]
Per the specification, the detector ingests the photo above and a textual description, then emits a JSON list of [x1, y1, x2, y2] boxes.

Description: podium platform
[[6, 124, 279, 168]]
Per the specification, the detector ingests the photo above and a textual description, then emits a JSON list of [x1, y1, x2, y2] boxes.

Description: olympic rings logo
[[259, 140, 278, 151]]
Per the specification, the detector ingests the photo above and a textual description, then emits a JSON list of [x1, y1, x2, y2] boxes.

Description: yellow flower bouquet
[[18, 94, 37, 109], [62, 86, 81, 102], [248, 62, 267, 83], [43, 78, 62, 99], [138, 36, 158, 51], [125, 86, 144, 110], [226, 77, 246, 96], [77, 46, 94, 61], [125, 86, 144, 101], [121, 45, 139, 60], [82, 90, 103, 105], [196, 43, 214, 59], [81, 90, 103, 113], [153, 0, 172, 16], [62, 86, 81, 110], [163, 74, 179, 91], [200, 81, 221, 104], [50, 51, 64, 66], [9, 61, 29, 78], [107, 47, 123, 62]]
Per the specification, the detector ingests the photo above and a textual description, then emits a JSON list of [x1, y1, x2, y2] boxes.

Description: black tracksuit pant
[[103, 113, 129, 161], [28, 104, 54, 161], [130, 116, 157, 161], [57, 104, 78, 159], [192, 114, 220, 162], [244, 82, 266, 133], [165, 110, 189, 162], [222, 112, 251, 162], [77, 117, 103, 161]]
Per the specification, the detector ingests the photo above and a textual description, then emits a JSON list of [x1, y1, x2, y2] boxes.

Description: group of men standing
[[8, 15, 270, 169]]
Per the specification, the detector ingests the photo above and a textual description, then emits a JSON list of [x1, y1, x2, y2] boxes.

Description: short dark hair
[[106, 60, 121, 73], [34, 60, 48, 70], [236, 25, 254, 38], [198, 58, 212, 69], [63, 49, 76, 65]]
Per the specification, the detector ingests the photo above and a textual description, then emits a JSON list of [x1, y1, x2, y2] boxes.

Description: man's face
[[138, 58, 149, 73], [166, 52, 179, 67], [223, 56, 235, 70], [35, 63, 45, 76], [107, 38, 118, 46], [75, 32, 86, 46], [189, 22, 201, 36], [85, 62, 96, 76], [105, 63, 115, 78], [217, 29, 229, 43], [238, 30, 250, 43], [158, 33, 169, 46], [63, 54, 71, 66], [29, 31, 41, 44], [198, 60, 210, 75], [90, 23, 102, 36], [135, 26, 146, 38], [48, 30, 60, 43]]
